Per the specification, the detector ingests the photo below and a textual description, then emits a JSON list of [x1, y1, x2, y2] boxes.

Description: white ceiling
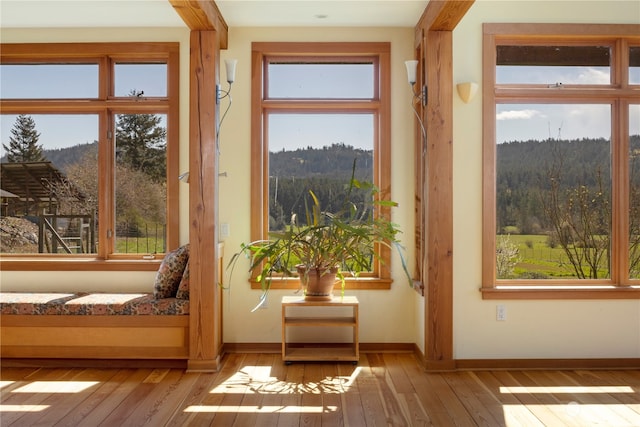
[[217, 1, 429, 27], [0, 0, 428, 29]]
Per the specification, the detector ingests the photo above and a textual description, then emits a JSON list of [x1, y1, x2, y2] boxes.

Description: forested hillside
[[8, 136, 636, 239], [1, 141, 97, 174], [43, 142, 98, 172], [269, 143, 373, 180], [496, 135, 640, 234], [268, 143, 374, 230]]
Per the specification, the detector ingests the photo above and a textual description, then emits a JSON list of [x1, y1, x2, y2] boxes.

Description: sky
[[1, 61, 639, 156], [268, 113, 373, 152], [495, 65, 640, 143], [266, 63, 374, 152], [0, 63, 167, 155]]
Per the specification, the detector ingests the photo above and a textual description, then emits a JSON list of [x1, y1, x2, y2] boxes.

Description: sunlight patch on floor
[[503, 403, 640, 426], [500, 385, 635, 394], [0, 381, 15, 390], [12, 381, 100, 393], [0, 405, 50, 412], [209, 365, 359, 395], [341, 366, 361, 388]]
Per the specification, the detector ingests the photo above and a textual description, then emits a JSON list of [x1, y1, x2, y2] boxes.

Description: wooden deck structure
[[0, 161, 80, 216], [1, 353, 639, 426]]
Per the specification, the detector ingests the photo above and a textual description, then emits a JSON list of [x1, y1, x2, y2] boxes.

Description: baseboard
[[187, 357, 221, 372], [455, 358, 640, 370], [223, 342, 416, 354], [424, 359, 457, 371], [359, 343, 416, 353], [223, 342, 281, 354]]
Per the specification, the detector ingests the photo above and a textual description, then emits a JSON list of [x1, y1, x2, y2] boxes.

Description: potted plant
[[227, 161, 412, 311]]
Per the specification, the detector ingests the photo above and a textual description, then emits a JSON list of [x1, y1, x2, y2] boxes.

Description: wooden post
[[187, 30, 222, 372], [424, 30, 455, 371], [414, 0, 474, 371]]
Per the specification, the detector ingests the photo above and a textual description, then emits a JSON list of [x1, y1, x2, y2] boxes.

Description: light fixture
[[178, 171, 190, 183], [217, 59, 237, 105], [405, 60, 418, 84], [404, 59, 427, 152], [456, 82, 479, 103], [404, 60, 427, 106], [216, 58, 237, 147], [180, 59, 237, 184]]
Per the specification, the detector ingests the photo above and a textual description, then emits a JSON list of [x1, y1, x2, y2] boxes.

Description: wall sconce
[[179, 60, 237, 184], [404, 60, 427, 106], [404, 59, 427, 151], [178, 171, 190, 183], [216, 59, 237, 105], [216, 58, 238, 146], [456, 82, 478, 103]]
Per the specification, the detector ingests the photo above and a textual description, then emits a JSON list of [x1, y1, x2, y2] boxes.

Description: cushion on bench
[[0, 293, 78, 315], [0, 292, 189, 315], [1, 245, 193, 316], [154, 244, 190, 299]]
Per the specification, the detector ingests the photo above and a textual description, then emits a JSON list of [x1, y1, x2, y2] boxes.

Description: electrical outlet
[[496, 304, 506, 321]]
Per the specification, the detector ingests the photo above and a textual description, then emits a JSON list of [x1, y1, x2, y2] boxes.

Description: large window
[[482, 24, 640, 297], [251, 42, 392, 289], [0, 43, 179, 270]]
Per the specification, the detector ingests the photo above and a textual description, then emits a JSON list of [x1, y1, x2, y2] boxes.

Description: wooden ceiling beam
[[168, 0, 228, 49], [417, 0, 474, 32]]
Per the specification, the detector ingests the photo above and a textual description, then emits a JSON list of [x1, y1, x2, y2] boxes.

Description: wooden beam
[[413, 0, 474, 372], [416, 0, 474, 32], [187, 30, 222, 372], [424, 30, 455, 372], [169, 0, 228, 49]]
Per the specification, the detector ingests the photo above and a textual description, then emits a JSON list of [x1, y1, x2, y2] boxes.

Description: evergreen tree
[[3, 115, 45, 162], [115, 91, 167, 182]]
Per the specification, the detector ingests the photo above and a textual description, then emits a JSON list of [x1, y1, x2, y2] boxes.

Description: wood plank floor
[[1, 353, 639, 426]]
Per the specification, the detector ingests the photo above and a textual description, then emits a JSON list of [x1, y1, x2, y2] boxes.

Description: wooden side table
[[281, 295, 359, 363]]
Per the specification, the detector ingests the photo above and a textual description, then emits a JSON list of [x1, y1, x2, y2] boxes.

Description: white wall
[[0, 27, 191, 293], [452, 1, 640, 359], [218, 27, 420, 345]]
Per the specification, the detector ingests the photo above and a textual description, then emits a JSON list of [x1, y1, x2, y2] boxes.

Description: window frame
[[482, 23, 640, 299], [250, 41, 393, 290], [0, 42, 180, 271]]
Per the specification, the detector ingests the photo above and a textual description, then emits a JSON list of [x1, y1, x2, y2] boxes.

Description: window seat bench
[[0, 292, 190, 361]]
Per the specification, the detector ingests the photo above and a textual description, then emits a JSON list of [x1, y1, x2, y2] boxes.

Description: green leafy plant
[[227, 161, 412, 311]]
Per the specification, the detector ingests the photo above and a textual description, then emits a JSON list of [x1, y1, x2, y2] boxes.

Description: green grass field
[[498, 234, 609, 279], [115, 235, 166, 254]]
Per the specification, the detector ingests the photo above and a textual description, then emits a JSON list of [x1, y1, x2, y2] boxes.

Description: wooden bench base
[[0, 315, 189, 360]]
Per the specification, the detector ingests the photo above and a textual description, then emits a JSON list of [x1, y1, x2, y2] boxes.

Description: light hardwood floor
[[1, 353, 639, 426]]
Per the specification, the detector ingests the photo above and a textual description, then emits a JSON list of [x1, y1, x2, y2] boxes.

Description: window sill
[[250, 277, 392, 291], [481, 285, 640, 300], [0, 257, 161, 272]]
